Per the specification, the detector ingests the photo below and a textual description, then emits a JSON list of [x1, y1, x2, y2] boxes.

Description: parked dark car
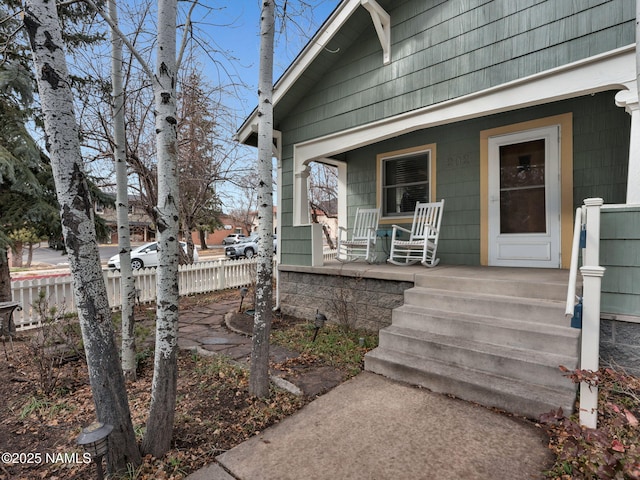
[[225, 234, 277, 259]]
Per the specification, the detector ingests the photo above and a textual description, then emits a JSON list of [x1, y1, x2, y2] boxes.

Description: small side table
[[374, 229, 392, 263]]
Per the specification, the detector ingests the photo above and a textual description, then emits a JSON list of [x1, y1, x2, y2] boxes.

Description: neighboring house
[[97, 195, 155, 243], [311, 208, 338, 247], [249, 206, 279, 234], [237, 0, 640, 418], [191, 214, 251, 246], [99, 196, 244, 247]]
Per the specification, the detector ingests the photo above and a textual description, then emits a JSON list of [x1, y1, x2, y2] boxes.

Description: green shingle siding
[[317, 91, 628, 266], [601, 207, 640, 316], [602, 210, 640, 241], [602, 245, 640, 268], [277, 0, 633, 144], [573, 92, 629, 206]]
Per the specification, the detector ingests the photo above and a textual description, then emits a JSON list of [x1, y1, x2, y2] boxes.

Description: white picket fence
[[11, 249, 339, 332], [11, 258, 258, 331]]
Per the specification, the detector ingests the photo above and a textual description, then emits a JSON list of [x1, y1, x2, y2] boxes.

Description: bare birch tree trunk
[[108, 0, 137, 382], [141, 0, 181, 457], [22, 0, 141, 472], [249, 0, 275, 398]]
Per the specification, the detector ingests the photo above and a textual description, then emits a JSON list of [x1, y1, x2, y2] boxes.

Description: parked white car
[[222, 233, 246, 245], [108, 241, 198, 270]]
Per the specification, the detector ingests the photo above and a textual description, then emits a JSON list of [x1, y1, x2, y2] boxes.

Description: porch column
[[615, 87, 640, 204], [293, 163, 311, 226], [273, 130, 282, 309], [311, 223, 323, 267]]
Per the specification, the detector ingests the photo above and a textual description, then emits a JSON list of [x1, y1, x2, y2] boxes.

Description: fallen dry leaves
[[541, 367, 640, 479], [0, 289, 313, 480], [1, 339, 309, 480]]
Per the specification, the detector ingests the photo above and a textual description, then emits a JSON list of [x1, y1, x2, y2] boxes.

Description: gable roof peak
[[237, 0, 391, 145]]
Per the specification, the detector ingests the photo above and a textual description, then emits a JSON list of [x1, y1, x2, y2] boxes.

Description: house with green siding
[[238, 0, 639, 419]]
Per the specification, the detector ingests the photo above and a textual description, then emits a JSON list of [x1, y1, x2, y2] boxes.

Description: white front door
[[488, 126, 561, 268]]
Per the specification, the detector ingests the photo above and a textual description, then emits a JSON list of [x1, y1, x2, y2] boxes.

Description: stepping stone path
[[137, 299, 346, 397]]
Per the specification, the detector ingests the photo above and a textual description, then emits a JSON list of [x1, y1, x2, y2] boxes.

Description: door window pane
[[499, 139, 546, 234]]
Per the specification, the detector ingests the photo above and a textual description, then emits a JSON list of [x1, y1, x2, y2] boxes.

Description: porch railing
[[565, 206, 585, 316], [565, 198, 605, 429]]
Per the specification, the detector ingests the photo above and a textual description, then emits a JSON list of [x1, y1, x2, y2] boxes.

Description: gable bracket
[[360, 0, 391, 65]]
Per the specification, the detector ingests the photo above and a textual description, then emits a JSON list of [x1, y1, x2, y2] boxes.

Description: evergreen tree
[[0, 5, 57, 295]]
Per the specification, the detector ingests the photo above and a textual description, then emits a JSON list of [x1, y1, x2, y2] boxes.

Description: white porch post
[[579, 198, 605, 429], [311, 223, 323, 266], [337, 162, 348, 234], [293, 162, 311, 226], [273, 130, 282, 309], [579, 265, 605, 428], [615, 86, 640, 203]]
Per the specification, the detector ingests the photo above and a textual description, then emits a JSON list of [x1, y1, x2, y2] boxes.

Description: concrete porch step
[[403, 287, 569, 326], [364, 266, 580, 419], [414, 268, 573, 302], [392, 304, 580, 356], [378, 325, 577, 390], [365, 347, 576, 419]]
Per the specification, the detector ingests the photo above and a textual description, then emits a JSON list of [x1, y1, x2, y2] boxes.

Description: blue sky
[[198, 1, 340, 205], [205, 0, 340, 119]]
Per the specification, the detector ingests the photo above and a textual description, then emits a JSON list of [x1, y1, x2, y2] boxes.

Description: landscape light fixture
[[313, 310, 327, 342], [76, 422, 113, 480], [239, 287, 249, 313]]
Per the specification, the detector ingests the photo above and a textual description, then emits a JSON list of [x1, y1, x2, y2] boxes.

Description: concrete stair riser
[[392, 305, 580, 356], [364, 267, 580, 419], [378, 328, 576, 390], [403, 288, 567, 326], [365, 349, 576, 419], [414, 274, 570, 302]]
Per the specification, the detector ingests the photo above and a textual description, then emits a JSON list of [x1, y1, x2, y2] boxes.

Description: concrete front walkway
[[188, 372, 553, 480], [172, 291, 554, 480]]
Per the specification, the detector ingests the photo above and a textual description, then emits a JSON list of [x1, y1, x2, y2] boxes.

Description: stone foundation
[[600, 318, 640, 376], [279, 270, 413, 332]]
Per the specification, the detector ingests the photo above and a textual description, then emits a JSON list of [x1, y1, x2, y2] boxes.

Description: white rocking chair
[[388, 200, 445, 267], [336, 208, 380, 263]]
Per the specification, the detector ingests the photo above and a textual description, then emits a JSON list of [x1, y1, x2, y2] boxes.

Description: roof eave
[[236, 0, 362, 145]]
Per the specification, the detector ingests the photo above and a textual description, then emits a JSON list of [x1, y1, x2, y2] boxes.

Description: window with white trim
[[381, 150, 431, 217]]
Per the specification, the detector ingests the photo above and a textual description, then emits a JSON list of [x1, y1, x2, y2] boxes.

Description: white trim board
[[294, 45, 637, 165]]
